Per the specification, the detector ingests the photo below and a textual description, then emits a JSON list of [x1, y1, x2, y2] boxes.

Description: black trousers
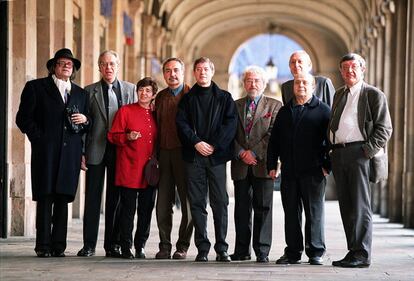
[[83, 144, 121, 251], [331, 144, 372, 262], [35, 194, 69, 253], [119, 186, 156, 250], [233, 168, 274, 257], [186, 155, 229, 254], [280, 172, 326, 259], [156, 148, 193, 252]]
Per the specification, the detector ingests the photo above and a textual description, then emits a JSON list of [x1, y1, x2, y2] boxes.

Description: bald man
[[281, 50, 335, 107]]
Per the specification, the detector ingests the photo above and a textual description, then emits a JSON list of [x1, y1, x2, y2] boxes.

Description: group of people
[[16, 47, 392, 269]]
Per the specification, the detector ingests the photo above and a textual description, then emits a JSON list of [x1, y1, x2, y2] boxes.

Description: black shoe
[[121, 249, 134, 259], [256, 255, 269, 263], [135, 248, 146, 259], [36, 250, 51, 258], [337, 256, 370, 268], [51, 250, 65, 257], [77, 247, 95, 257], [195, 252, 208, 262], [275, 254, 300, 265], [216, 251, 231, 262], [230, 253, 251, 261], [105, 248, 122, 258], [308, 256, 323, 265], [332, 252, 353, 267]]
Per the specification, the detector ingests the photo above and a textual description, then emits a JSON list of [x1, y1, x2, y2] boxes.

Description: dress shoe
[[155, 249, 171, 259], [172, 249, 187, 260], [135, 248, 146, 259], [121, 249, 134, 259], [308, 256, 323, 265], [105, 248, 122, 258], [229, 253, 251, 261], [51, 250, 65, 257], [336, 256, 370, 268], [36, 250, 51, 258], [195, 252, 208, 262], [332, 252, 353, 266], [216, 251, 231, 262], [77, 247, 95, 257], [275, 254, 301, 265], [256, 255, 269, 263]]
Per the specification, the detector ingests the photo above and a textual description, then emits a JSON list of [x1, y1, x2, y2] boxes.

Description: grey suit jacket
[[329, 82, 392, 158], [84, 80, 136, 165], [231, 95, 282, 180], [281, 76, 335, 107]]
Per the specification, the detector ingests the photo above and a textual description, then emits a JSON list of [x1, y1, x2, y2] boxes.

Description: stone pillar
[[36, 0, 54, 78], [8, 0, 37, 236], [403, 0, 414, 228], [108, 0, 124, 79], [387, 0, 404, 223]]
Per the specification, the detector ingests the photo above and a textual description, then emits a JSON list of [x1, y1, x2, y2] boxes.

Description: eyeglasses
[[99, 62, 118, 68], [56, 61, 74, 68]]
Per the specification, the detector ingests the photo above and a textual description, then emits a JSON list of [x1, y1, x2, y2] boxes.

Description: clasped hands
[[240, 150, 257, 165], [127, 131, 142, 141], [195, 141, 214, 156]]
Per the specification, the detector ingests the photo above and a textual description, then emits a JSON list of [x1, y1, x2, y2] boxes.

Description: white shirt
[[334, 80, 365, 143], [52, 74, 71, 103]]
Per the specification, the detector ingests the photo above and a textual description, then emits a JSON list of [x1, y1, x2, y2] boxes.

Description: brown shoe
[[172, 249, 187, 259], [155, 249, 171, 259]]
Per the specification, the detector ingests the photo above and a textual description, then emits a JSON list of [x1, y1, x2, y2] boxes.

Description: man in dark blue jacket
[[176, 57, 237, 262], [267, 73, 331, 265]]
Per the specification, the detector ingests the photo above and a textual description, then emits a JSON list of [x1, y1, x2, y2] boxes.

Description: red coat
[[108, 103, 157, 189]]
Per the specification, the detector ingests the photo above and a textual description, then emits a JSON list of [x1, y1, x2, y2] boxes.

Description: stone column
[[387, 0, 405, 223], [403, 0, 414, 228], [8, 0, 37, 236]]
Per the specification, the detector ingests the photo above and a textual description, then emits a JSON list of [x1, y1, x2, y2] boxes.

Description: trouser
[[156, 148, 193, 252], [119, 186, 156, 250], [35, 194, 69, 253], [186, 155, 229, 254], [83, 144, 121, 251], [331, 144, 372, 262], [280, 172, 326, 259], [233, 168, 274, 257]]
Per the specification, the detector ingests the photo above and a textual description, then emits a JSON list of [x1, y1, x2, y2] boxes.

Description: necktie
[[330, 88, 349, 133], [64, 90, 69, 104], [245, 100, 256, 135], [108, 84, 119, 127]]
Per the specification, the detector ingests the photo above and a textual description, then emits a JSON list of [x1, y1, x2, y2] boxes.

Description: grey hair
[[242, 65, 268, 85], [98, 50, 120, 65], [339, 53, 366, 69]]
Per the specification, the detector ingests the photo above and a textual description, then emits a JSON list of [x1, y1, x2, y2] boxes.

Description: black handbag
[[144, 156, 159, 186]]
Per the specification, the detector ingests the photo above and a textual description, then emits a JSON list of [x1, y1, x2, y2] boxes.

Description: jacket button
[[64, 126, 67, 130], [63, 142, 67, 146]]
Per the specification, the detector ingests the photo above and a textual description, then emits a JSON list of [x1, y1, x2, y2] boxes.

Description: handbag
[[144, 156, 159, 186], [369, 147, 388, 183]]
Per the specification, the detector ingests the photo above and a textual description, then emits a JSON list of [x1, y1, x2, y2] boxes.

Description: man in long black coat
[[16, 48, 89, 258]]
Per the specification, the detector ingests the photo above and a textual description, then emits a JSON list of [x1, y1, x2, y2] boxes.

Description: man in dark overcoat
[[16, 48, 89, 258]]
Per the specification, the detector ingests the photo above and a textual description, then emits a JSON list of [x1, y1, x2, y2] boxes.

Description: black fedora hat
[[46, 48, 81, 70]]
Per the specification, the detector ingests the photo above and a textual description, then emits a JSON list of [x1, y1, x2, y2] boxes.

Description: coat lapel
[[92, 83, 107, 122], [44, 76, 65, 106], [357, 82, 368, 138], [251, 96, 266, 128]]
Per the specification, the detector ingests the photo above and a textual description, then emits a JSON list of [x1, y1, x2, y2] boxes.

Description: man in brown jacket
[[154, 58, 193, 259], [230, 66, 282, 263]]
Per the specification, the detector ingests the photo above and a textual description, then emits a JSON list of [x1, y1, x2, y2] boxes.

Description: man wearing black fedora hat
[[16, 48, 90, 258]]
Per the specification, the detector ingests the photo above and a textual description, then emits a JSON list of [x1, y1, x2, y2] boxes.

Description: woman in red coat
[[108, 77, 158, 259]]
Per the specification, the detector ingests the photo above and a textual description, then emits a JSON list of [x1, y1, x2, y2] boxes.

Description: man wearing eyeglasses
[[16, 48, 89, 257], [77, 50, 136, 258], [329, 53, 392, 268]]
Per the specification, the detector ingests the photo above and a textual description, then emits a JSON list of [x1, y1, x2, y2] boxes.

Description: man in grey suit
[[329, 53, 392, 268], [281, 50, 335, 107], [230, 66, 282, 263], [77, 50, 136, 257]]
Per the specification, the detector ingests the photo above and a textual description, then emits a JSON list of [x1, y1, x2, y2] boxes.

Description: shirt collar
[[170, 84, 184, 96], [247, 94, 262, 105], [349, 80, 363, 96]]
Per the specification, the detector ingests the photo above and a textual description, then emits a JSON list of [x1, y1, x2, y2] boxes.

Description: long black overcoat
[[16, 76, 89, 202]]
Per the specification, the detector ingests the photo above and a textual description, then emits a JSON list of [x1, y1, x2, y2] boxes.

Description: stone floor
[[1, 192, 413, 281]]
